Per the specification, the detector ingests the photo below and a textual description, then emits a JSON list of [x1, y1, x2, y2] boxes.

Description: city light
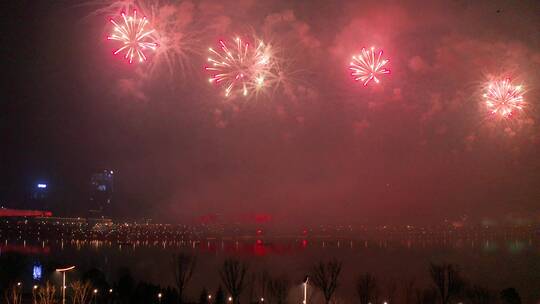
[[37, 184, 47, 189]]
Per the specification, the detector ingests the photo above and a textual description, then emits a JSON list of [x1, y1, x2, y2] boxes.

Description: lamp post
[[93, 289, 98, 304], [158, 292, 163, 304], [56, 266, 75, 304], [302, 276, 309, 304], [32, 285, 39, 304]]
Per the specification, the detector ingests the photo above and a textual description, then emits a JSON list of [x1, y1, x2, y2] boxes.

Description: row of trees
[[4, 281, 93, 304], [2, 253, 524, 304], [173, 256, 523, 304], [309, 260, 522, 304]]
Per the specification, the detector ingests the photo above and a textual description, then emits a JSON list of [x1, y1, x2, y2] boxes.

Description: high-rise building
[[89, 170, 114, 216], [31, 183, 49, 200], [27, 182, 52, 210]]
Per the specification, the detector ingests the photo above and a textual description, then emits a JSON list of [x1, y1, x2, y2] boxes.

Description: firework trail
[[108, 10, 158, 63], [87, 0, 200, 75], [483, 78, 524, 118], [349, 47, 390, 86], [206, 37, 274, 98]]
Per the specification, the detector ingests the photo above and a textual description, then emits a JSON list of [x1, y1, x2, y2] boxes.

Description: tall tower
[[89, 170, 114, 216]]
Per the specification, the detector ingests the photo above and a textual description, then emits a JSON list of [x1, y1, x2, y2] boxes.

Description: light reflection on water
[[2, 236, 536, 253]]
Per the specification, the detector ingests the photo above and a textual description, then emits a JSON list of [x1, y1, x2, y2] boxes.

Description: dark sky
[[1, 0, 539, 226]]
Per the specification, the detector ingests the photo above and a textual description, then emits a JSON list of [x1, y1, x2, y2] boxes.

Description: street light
[[158, 292, 163, 304], [32, 285, 39, 303], [302, 276, 309, 304], [92, 289, 98, 304], [228, 296, 233, 302], [56, 266, 75, 304]]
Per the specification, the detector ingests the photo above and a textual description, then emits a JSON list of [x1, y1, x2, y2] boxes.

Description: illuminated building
[[89, 170, 114, 216]]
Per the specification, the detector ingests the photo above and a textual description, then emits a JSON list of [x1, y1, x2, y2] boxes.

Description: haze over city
[[3, 0, 539, 227]]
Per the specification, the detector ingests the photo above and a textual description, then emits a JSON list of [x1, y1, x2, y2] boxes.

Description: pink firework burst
[[108, 10, 158, 64], [483, 78, 525, 118], [349, 47, 390, 86], [206, 37, 272, 98]]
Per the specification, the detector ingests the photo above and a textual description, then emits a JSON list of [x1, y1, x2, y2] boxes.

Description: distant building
[[31, 183, 49, 200], [89, 170, 114, 216], [27, 182, 52, 210]]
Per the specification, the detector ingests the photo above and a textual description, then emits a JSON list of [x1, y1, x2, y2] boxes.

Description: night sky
[[1, 0, 539, 226]]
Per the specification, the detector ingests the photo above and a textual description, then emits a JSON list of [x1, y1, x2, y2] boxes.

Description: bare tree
[[356, 273, 377, 304], [37, 282, 57, 304], [384, 278, 398, 303], [402, 278, 416, 304], [429, 263, 465, 304], [310, 259, 342, 304], [4, 284, 22, 304], [71, 281, 92, 304], [500, 287, 521, 304], [415, 287, 437, 304], [173, 253, 197, 304], [247, 273, 256, 304], [465, 285, 492, 304], [266, 275, 290, 304], [219, 258, 249, 304], [258, 271, 271, 302]]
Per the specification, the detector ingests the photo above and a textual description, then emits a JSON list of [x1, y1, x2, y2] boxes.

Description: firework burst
[[206, 37, 273, 98], [108, 10, 158, 64], [349, 47, 390, 86], [483, 78, 524, 118]]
